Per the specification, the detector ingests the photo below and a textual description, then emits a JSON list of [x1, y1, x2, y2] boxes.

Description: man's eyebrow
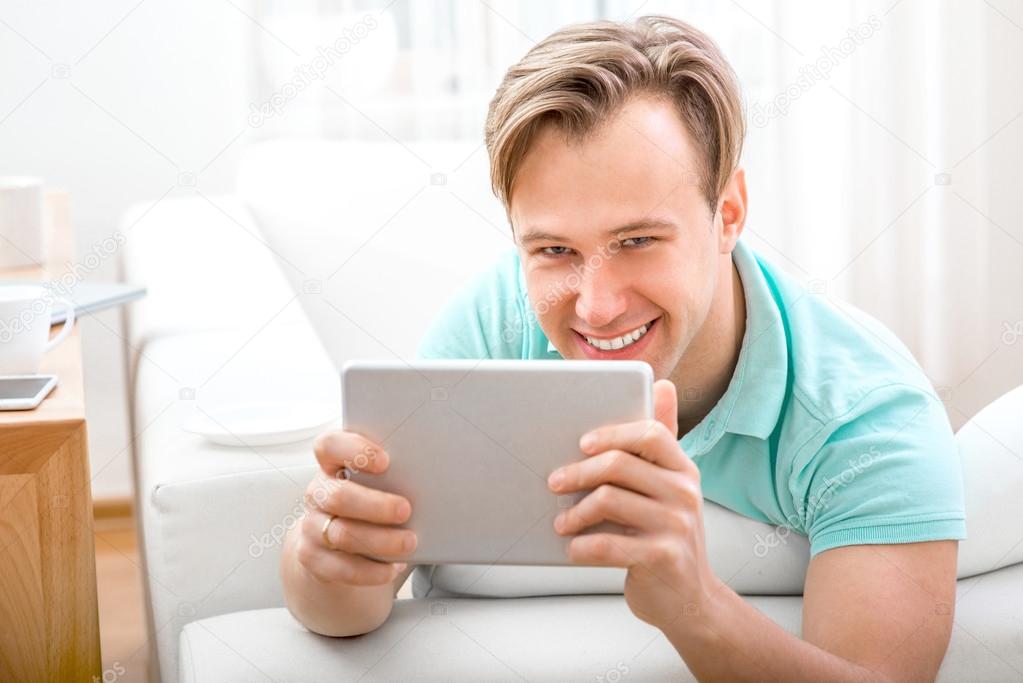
[[517, 218, 678, 246]]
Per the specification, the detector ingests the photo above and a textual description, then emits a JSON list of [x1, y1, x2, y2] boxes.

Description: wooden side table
[[0, 193, 102, 682]]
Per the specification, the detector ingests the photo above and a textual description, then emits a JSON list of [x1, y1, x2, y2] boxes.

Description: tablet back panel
[[341, 359, 653, 565]]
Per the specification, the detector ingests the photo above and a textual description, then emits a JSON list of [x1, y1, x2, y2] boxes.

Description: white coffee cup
[[0, 177, 46, 269], [0, 284, 75, 375]]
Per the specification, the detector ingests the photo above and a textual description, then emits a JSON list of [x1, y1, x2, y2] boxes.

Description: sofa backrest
[[237, 139, 513, 369]]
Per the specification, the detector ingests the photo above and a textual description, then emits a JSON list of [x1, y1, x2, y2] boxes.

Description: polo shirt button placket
[[694, 418, 716, 456]]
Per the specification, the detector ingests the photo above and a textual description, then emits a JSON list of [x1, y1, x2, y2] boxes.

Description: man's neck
[[670, 258, 747, 439]]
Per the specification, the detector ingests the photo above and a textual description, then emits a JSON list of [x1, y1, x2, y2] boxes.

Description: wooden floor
[[94, 514, 150, 683]]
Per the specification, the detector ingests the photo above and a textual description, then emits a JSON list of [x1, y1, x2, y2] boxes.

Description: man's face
[[509, 96, 723, 380]]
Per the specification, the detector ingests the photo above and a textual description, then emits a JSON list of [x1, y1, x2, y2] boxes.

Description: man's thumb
[[653, 379, 679, 440]]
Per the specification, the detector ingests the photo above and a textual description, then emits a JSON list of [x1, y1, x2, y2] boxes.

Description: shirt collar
[[680, 238, 789, 456]]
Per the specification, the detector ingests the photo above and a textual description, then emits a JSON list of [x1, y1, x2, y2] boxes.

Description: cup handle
[[44, 297, 76, 352]]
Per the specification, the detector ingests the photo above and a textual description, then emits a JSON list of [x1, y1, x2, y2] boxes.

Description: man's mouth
[[577, 317, 659, 352]]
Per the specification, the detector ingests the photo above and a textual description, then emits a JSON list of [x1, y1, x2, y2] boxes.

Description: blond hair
[[485, 15, 745, 214]]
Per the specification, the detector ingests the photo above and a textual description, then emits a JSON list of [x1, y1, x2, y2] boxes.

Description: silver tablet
[[341, 359, 653, 566]]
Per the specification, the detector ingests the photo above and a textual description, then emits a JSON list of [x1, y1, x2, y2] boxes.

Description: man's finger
[[556, 484, 675, 535], [313, 430, 390, 477], [313, 478, 412, 526], [653, 379, 679, 440], [549, 448, 690, 502], [565, 531, 672, 570], [306, 509, 417, 560], [580, 419, 689, 471], [298, 537, 403, 587]]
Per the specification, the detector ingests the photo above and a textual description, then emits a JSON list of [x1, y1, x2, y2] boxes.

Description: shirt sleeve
[[790, 384, 967, 557]]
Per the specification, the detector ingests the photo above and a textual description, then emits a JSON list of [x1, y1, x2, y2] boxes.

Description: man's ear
[[715, 167, 747, 253]]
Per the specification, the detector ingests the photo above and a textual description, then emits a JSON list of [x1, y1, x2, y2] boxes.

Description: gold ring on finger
[[321, 514, 339, 549]]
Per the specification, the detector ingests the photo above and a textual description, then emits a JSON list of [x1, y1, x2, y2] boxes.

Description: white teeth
[[585, 322, 651, 351]]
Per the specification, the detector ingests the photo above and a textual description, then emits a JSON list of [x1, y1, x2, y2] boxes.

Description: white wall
[[0, 0, 248, 498]]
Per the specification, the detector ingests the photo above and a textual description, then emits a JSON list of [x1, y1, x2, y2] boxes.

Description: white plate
[[182, 401, 340, 447]]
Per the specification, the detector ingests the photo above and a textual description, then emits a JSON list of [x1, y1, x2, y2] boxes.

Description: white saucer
[[182, 401, 340, 447]]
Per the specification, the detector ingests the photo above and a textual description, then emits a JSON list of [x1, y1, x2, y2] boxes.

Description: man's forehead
[[509, 171, 699, 241], [508, 107, 713, 247]]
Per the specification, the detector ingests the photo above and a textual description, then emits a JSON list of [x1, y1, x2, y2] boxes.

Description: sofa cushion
[[179, 561, 1023, 683], [955, 384, 1023, 577], [178, 596, 793, 682], [236, 139, 514, 370]]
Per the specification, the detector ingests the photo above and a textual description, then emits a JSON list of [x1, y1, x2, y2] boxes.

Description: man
[[283, 16, 965, 681]]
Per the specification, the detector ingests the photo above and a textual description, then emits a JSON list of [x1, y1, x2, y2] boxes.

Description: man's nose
[[574, 265, 628, 330]]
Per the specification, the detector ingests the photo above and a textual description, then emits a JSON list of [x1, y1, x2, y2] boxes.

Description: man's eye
[[621, 236, 654, 248], [540, 246, 573, 257]]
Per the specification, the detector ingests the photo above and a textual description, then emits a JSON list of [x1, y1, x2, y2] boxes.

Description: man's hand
[[547, 378, 722, 629], [280, 430, 417, 638]]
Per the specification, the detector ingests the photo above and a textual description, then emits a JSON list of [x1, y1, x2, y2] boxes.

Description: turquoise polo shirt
[[414, 238, 966, 557]]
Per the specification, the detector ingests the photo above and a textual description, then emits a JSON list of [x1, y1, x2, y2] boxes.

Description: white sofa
[[122, 140, 1023, 682]]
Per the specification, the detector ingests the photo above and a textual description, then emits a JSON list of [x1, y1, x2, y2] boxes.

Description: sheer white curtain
[[745, 0, 1022, 429], [246, 0, 1023, 428], [246, 0, 770, 139]]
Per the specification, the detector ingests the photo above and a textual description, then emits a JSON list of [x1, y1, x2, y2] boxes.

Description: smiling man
[[411, 15, 966, 682], [283, 14, 967, 681]]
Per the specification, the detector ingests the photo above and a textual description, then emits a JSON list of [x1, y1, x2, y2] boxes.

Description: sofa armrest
[[132, 324, 338, 683], [120, 193, 340, 683]]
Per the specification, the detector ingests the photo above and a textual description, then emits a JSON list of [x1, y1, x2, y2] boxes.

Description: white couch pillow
[[955, 384, 1023, 577]]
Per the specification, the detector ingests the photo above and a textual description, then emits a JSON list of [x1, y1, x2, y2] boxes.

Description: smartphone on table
[[0, 374, 58, 411]]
